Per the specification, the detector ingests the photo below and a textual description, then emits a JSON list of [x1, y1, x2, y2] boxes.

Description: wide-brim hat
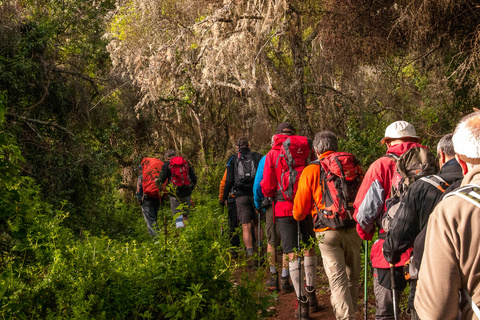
[[380, 121, 420, 145]]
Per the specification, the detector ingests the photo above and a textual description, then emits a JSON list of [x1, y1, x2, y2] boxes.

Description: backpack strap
[[333, 156, 349, 208], [445, 184, 480, 209], [319, 161, 327, 206], [463, 289, 480, 320], [419, 175, 449, 192], [277, 138, 296, 199], [384, 153, 400, 162]]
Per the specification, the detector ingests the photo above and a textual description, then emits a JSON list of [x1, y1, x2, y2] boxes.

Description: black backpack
[[382, 147, 437, 232], [234, 152, 257, 190], [406, 175, 450, 280]]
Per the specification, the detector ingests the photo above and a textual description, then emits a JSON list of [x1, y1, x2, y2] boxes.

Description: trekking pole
[[258, 209, 261, 270], [272, 200, 279, 296], [364, 240, 368, 320], [220, 205, 224, 237], [297, 220, 302, 318], [163, 202, 168, 245], [390, 264, 398, 320]]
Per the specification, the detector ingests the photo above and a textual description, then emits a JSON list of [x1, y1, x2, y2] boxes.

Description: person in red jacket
[[261, 122, 318, 319], [353, 121, 425, 320]]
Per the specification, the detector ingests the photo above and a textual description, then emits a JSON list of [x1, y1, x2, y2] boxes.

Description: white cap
[[381, 121, 420, 145]]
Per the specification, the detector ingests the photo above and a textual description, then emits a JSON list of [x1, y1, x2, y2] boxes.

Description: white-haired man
[[415, 111, 480, 320]]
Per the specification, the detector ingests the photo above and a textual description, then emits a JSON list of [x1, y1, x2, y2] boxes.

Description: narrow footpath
[[262, 255, 410, 320]]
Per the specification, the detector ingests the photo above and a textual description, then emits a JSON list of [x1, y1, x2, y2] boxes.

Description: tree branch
[[7, 113, 74, 137]]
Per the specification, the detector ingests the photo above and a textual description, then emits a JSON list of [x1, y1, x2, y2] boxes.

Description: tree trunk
[[288, 9, 313, 138]]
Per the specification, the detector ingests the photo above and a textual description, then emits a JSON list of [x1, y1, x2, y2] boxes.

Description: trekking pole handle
[[389, 264, 396, 290]]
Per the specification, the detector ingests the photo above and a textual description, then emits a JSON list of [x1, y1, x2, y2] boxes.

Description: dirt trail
[[261, 255, 409, 320]]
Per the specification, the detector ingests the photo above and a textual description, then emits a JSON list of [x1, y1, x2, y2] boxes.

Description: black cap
[[164, 150, 176, 159], [276, 121, 295, 134]]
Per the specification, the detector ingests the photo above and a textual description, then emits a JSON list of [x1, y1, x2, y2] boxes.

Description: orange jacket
[[219, 169, 227, 201], [293, 151, 336, 232], [218, 169, 236, 201]]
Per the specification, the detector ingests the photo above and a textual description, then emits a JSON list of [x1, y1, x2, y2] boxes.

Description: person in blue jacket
[[253, 155, 294, 293]]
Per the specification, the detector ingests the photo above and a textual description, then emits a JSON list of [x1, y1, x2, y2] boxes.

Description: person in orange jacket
[[219, 169, 240, 250], [293, 131, 363, 320]]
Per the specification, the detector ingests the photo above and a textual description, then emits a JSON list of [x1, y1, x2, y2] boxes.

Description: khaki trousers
[[317, 227, 362, 320]]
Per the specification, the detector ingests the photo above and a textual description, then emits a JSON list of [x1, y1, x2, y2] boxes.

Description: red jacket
[[353, 142, 425, 268], [261, 134, 314, 217]]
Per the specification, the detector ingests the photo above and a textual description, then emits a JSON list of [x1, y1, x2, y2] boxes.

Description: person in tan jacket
[[415, 111, 480, 320]]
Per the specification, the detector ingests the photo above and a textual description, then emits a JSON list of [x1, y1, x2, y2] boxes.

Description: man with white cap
[[415, 111, 480, 320], [353, 120, 426, 320]]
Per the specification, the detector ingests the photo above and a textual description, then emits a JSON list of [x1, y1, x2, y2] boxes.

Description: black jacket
[[383, 159, 463, 264], [159, 159, 197, 198], [223, 147, 263, 201]]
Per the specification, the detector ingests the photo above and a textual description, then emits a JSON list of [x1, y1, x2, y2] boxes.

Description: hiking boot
[[280, 276, 294, 294], [246, 248, 255, 268], [305, 286, 319, 312], [266, 273, 279, 291], [294, 297, 310, 319]]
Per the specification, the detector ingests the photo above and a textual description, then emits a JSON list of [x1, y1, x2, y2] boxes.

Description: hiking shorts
[[236, 195, 255, 224], [276, 215, 315, 254], [265, 206, 280, 248]]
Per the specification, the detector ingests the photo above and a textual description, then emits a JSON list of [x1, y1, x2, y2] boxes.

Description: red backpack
[[141, 157, 164, 199], [169, 156, 191, 187], [275, 136, 312, 201], [314, 152, 363, 229]]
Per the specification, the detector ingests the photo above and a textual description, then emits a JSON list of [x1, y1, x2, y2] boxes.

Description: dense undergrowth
[[0, 98, 273, 319], [1, 189, 272, 319]]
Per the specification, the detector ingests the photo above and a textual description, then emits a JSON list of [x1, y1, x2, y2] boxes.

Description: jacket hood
[[272, 134, 294, 150], [386, 141, 425, 156]]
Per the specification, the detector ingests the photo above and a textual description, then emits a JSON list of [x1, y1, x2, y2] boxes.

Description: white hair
[[453, 112, 480, 163]]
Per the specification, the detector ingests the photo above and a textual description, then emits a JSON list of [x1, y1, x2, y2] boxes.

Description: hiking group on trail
[[136, 150, 197, 235], [135, 112, 480, 320]]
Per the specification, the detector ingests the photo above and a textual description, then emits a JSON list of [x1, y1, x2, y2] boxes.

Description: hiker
[[415, 111, 480, 320], [293, 131, 363, 320], [158, 150, 197, 229], [382, 133, 463, 320], [219, 168, 240, 253], [222, 137, 263, 263], [261, 122, 318, 320], [354, 120, 428, 320], [253, 152, 294, 293], [136, 157, 165, 236]]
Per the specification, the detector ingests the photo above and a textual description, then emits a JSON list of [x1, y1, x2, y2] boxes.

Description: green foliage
[[339, 116, 386, 167], [194, 153, 227, 197], [1, 191, 270, 319]]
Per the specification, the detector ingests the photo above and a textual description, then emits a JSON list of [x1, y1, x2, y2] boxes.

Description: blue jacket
[[253, 156, 266, 210]]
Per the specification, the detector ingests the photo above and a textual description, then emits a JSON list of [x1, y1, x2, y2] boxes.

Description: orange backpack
[[141, 158, 164, 199]]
